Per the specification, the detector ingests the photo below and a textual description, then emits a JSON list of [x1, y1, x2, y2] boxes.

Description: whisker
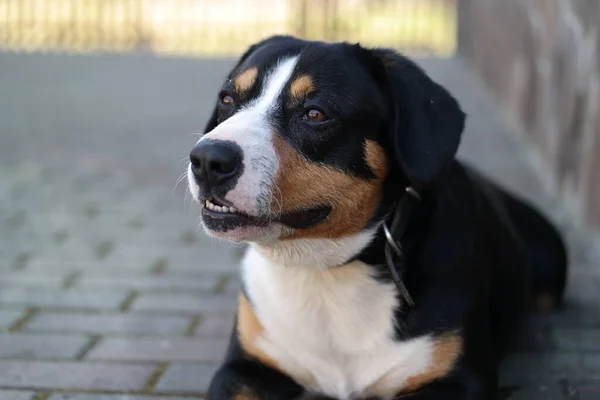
[[172, 171, 188, 195], [273, 185, 284, 217]]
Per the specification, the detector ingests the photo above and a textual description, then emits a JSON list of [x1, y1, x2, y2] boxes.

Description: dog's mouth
[[202, 197, 331, 230]]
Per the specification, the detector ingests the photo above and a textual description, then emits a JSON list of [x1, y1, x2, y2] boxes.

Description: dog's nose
[[189, 140, 242, 186]]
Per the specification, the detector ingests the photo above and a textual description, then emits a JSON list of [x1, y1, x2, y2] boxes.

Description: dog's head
[[188, 36, 465, 250]]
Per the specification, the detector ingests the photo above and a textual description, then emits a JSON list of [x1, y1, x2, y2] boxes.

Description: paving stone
[[521, 328, 600, 352], [0, 361, 155, 390], [24, 312, 192, 335], [0, 333, 91, 359], [76, 275, 219, 292], [577, 382, 600, 400], [22, 263, 155, 276], [87, 337, 228, 362], [195, 315, 235, 337], [0, 273, 66, 287], [500, 353, 600, 385], [156, 363, 219, 394], [505, 383, 564, 400], [0, 390, 36, 400], [528, 305, 600, 328], [0, 309, 26, 329], [131, 294, 238, 314], [0, 288, 131, 310], [49, 395, 198, 400]]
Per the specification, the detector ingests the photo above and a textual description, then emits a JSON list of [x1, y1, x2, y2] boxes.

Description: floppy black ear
[[203, 35, 298, 134], [369, 49, 466, 185]]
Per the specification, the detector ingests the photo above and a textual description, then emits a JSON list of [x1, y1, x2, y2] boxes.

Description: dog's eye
[[220, 95, 235, 107], [305, 109, 327, 123]]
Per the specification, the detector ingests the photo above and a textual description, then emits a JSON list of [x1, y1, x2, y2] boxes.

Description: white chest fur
[[241, 246, 437, 400]]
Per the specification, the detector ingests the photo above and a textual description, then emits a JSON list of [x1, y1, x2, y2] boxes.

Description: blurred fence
[[0, 0, 457, 57]]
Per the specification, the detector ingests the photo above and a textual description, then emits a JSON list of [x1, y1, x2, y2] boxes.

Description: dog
[[186, 35, 568, 400]]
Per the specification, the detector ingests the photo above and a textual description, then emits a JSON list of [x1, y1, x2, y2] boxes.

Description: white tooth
[[205, 200, 210, 207], [222, 206, 230, 213], [214, 206, 222, 212], [230, 207, 237, 213], [208, 202, 215, 210]]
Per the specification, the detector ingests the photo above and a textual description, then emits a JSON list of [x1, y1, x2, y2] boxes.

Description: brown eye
[[306, 109, 327, 122], [221, 95, 234, 106]]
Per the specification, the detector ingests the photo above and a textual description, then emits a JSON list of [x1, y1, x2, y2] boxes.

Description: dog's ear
[[204, 35, 297, 134], [368, 49, 466, 185]]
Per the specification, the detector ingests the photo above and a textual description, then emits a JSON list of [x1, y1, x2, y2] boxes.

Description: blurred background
[[0, 0, 599, 399], [0, 0, 457, 56]]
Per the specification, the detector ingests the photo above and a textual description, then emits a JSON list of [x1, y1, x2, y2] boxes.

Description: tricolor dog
[[186, 36, 568, 399]]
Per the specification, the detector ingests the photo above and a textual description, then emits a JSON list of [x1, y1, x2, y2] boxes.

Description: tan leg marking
[[237, 293, 280, 371], [401, 333, 463, 393]]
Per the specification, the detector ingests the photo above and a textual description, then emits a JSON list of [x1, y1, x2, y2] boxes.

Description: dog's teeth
[[205, 200, 239, 214]]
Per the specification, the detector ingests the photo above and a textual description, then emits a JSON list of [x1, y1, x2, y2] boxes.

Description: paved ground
[[0, 52, 598, 400]]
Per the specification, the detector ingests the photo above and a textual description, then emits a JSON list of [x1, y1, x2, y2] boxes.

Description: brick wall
[[458, 0, 600, 233]]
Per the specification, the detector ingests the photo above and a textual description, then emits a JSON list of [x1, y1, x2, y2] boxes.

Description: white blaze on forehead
[[246, 56, 299, 114], [197, 56, 300, 217]]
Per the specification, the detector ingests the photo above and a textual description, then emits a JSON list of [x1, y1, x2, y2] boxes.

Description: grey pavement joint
[[0, 310, 27, 330]]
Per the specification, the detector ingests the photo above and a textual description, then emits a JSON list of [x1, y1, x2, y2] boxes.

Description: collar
[[382, 185, 422, 306]]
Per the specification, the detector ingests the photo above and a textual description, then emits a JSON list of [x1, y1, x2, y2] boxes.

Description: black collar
[[382, 185, 422, 306]]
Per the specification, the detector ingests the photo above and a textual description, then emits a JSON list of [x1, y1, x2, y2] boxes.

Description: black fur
[[199, 36, 568, 400]]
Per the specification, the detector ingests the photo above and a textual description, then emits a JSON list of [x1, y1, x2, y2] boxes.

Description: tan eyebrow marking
[[234, 67, 258, 93], [290, 75, 315, 99]]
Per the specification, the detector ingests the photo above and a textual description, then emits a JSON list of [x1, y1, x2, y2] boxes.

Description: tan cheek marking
[[234, 68, 258, 93], [402, 334, 463, 393], [364, 139, 388, 178], [237, 294, 280, 371], [272, 135, 384, 240], [290, 75, 315, 99]]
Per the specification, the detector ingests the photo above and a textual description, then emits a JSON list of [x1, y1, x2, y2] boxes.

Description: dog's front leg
[[208, 314, 308, 400], [208, 358, 307, 400]]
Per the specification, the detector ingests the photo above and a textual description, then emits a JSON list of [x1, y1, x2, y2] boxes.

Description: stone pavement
[[0, 52, 598, 399]]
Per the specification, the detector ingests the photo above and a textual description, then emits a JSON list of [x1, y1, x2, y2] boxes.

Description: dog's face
[[188, 36, 465, 245]]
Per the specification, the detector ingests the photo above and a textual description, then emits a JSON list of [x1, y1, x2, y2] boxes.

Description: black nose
[[189, 140, 243, 186]]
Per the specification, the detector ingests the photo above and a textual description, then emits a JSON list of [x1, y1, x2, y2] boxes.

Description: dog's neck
[[251, 187, 435, 271], [251, 228, 379, 269]]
